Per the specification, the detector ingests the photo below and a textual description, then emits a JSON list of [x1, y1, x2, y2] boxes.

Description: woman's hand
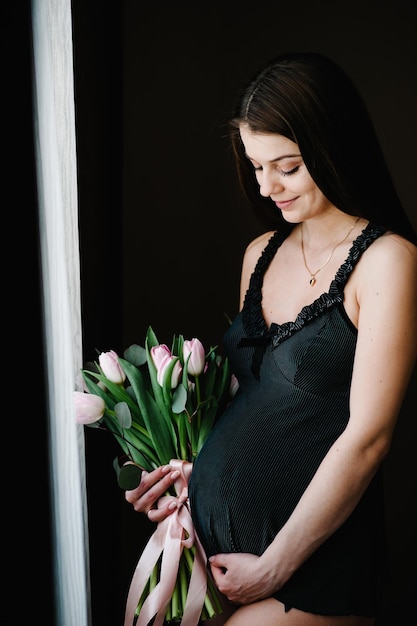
[[208, 553, 279, 605], [125, 464, 181, 523]]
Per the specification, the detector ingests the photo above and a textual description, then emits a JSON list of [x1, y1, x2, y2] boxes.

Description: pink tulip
[[74, 391, 105, 424], [151, 344, 172, 370], [98, 350, 126, 384], [183, 338, 206, 376], [151, 345, 182, 389]]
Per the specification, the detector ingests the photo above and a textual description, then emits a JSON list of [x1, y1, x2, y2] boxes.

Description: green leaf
[[81, 372, 117, 410], [213, 356, 231, 402], [117, 463, 144, 490], [196, 397, 219, 452], [96, 400, 157, 470], [124, 343, 147, 367], [115, 402, 132, 428], [106, 417, 157, 470], [145, 334, 180, 442], [118, 357, 178, 465], [161, 356, 180, 406], [172, 384, 187, 414], [121, 439, 156, 470], [171, 334, 184, 359], [145, 326, 160, 349], [177, 411, 190, 460], [201, 352, 218, 398], [145, 332, 172, 422]]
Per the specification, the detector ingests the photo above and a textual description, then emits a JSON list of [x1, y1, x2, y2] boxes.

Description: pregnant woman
[[126, 52, 417, 626]]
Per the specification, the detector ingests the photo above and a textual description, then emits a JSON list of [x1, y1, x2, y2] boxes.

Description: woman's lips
[[274, 197, 298, 210]]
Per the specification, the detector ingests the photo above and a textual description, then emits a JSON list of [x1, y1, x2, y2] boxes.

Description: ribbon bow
[[124, 459, 208, 626]]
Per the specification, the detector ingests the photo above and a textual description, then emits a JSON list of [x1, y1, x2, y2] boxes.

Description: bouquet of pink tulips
[[74, 326, 237, 625]]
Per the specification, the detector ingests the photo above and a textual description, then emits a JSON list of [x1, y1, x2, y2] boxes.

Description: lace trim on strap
[[239, 223, 387, 377], [330, 222, 387, 293], [240, 230, 286, 340]]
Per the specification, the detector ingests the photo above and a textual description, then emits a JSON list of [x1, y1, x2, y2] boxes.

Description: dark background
[[16, 0, 417, 624]]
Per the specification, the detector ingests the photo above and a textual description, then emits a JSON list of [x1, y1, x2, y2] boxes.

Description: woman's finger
[[125, 465, 180, 514]]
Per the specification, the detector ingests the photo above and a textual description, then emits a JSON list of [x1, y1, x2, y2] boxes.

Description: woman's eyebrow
[[245, 152, 301, 163]]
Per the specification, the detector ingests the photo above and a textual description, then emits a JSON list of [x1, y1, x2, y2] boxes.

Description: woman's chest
[[260, 248, 360, 328]]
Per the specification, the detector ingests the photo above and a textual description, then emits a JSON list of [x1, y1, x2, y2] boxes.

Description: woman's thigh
[[221, 599, 376, 626]]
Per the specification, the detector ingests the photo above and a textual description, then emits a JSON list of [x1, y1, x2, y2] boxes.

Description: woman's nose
[[259, 172, 284, 197]]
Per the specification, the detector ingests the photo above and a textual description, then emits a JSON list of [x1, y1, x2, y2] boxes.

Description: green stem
[[179, 553, 188, 615], [195, 376, 202, 428], [206, 572, 224, 618], [193, 376, 202, 455], [170, 573, 179, 620], [135, 564, 157, 617], [182, 546, 221, 621], [176, 412, 189, 460]]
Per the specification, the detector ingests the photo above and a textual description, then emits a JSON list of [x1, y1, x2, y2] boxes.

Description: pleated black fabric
[[188, 223, 388, 617]]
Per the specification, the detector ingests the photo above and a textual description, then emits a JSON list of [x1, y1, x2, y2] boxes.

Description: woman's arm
[[210, 234, 417, 604]]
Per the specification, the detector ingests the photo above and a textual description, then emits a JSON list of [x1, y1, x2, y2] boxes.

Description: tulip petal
[[74, 391, 105, 425]]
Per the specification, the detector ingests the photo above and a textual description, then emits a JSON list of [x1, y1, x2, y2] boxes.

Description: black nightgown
[[188, 222, 389, 616]]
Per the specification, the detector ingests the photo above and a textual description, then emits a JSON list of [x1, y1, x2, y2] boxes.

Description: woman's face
[[240, 125, 333, 223]]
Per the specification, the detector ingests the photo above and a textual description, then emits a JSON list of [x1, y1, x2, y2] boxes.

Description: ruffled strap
[[241, 230, 286, 339], [330, 222, 387, 293]]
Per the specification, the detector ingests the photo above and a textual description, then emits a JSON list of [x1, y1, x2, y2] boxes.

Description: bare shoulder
[[373, 231, 417, 255], [361, 231, 417, 268], [243, 230, 276, 267], [356, 231, 417, 296]]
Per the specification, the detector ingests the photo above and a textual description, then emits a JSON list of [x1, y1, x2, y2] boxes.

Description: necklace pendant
[[309, 276, 316, 286]]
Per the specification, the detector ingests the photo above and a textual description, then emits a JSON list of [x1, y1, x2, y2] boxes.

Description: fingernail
[[168, 501, 177, 510], [171, 470, 180, 479], [141, 470, 148, 478], [162, 465, 171, 473]]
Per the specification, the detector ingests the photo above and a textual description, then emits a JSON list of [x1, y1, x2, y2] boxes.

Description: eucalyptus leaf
[[172, 384, 187, 414], [124, 343, 147, 367], [115, 401, 132, 428], [117, 463, 143, 490]]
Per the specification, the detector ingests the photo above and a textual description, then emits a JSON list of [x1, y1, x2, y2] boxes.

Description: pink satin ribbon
[[124, 460, 208, 626]]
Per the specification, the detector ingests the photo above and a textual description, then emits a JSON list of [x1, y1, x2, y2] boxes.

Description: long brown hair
[[229, 52, 417, 243]]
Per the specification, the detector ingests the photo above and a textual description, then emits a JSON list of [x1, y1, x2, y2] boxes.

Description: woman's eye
[[280, 165, 300, 176], [252, 163, 300, 175]]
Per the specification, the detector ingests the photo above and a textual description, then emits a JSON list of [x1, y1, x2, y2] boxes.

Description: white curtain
[[31, 0, 90, 624]]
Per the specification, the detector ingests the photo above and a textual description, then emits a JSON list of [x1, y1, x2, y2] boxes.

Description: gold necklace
[[301, 217, 360, 286]]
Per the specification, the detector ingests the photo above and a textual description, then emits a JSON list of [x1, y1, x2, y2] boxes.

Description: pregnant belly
[[189, 392, 346, 555]]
